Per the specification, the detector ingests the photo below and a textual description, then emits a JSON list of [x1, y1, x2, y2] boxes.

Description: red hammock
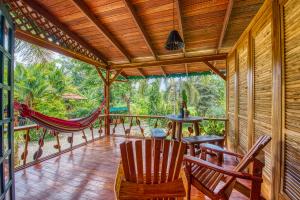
[[14, 99, 106, 133]]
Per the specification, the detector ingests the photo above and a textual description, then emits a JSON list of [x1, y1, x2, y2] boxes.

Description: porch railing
[[13, 114, 227, 170]]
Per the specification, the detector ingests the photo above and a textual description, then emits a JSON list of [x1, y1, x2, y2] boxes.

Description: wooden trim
[[72, 0, 131, 62], [16, 30, 106, 68], [175, 0, 185, 54], [122, 0, 157, 59], [271, 0, 283, 199], [111, 53, 227, 69], [22, 0, 108, 65], [109, 70, 123, 85], [234, 50, 239, 152], [247, 31, 254, 151], [217, 0, 233, 51], [203, 61, 226, 80]]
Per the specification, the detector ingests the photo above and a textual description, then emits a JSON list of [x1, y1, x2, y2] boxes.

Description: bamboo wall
[[226, 0, 300, 199]]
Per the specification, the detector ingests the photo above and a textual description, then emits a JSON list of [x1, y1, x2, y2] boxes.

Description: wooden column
[[225, 59, 229, 143], [104, 69, 110, 136], [271, 0, 282, 199], [247, 31, 254, 151], [234, 50, 239, 152]]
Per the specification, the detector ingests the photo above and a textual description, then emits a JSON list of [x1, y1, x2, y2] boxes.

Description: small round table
[[166, 115, 203, 141]]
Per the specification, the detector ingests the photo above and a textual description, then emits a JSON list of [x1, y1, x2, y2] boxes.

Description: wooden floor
[[15, 136, 249, 200]]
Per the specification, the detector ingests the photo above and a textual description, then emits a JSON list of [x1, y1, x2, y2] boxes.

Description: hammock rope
[[14, 99, 106, 133]]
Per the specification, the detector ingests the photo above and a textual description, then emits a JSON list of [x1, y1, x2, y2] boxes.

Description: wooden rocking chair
[[115, 139, 187, 200], [184, 135, 271, 200]]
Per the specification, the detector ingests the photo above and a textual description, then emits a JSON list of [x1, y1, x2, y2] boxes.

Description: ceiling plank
[[137, 68, 146, 78], [111, 53, 227, 70], [122, 0, 157, 60], [72, 0, 131, 62], [175, 0, 185, 54], [217, 0, 233, 51], [22, 0, 108, 65], [203, 61, 226, 80], [16, 29, 106, 68], [160, 66, 167, 77]]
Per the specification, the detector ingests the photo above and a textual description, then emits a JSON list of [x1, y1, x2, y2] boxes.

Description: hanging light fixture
[[165, 0, 185, 51]]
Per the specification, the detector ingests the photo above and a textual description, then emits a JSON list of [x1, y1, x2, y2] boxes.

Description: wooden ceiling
[[6, 0, 264, 78]]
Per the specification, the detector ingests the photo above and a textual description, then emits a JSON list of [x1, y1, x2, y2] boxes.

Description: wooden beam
[[22, 0, 108, 65], [122, 0, 157, 59], [72, 0, 131, 62], [16, 29, 106, 68], [120, 72, 128, 80], [185, 64, 189, 76], [271, 1, 282, 199], [217, 0, 233, 51], [109, 70, 123, 85], [95, 67, 108, 85], [137, 68, 146, 78], [203, 61, 226, 80], [175, 0, 185, 54], [111, 53, 227, 69], [160, 66, 167, 77]]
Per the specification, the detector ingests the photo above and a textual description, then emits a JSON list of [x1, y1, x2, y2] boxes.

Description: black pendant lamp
[[165, 0, 185, 51]]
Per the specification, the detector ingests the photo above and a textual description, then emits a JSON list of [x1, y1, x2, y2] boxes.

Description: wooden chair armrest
[[200, 143, 244, 158], [184, 155, 263, 182]]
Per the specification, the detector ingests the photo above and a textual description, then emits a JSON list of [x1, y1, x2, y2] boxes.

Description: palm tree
[[15, 39, 54, 64]]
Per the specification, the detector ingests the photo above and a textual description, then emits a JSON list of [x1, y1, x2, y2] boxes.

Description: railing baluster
[[82, 130, 88, 144], [90, 125, 94, 141], [21, 129, 30, 165], [54, 132, 61, 152]]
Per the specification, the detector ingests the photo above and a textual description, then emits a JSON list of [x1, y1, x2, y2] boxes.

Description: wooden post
[[247, 31, 254, 151], [271, 0, 282, 199], [104, 69, 110, 136], [234, 50, 239, 152]]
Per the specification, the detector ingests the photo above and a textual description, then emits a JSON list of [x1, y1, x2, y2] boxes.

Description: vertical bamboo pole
[[271, 0, 283, 199], [104, 69, 110, 136]]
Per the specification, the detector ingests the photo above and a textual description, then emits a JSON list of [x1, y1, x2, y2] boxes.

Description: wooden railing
[[108, 114, 228, 138], [13, 114, 227, 170], [13, 115, 105, 170]]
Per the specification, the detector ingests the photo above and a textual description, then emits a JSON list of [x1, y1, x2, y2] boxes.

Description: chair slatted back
[[234, 135, 271, 172], [221, 135, 271, 195], [120, 139, 186, 184]]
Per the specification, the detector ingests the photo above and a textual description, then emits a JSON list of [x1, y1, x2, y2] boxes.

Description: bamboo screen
[[283, 0, 300, 198], [228, 54, 236, 148], [237, 39, 248, 152], [253, 20, 272, 180]]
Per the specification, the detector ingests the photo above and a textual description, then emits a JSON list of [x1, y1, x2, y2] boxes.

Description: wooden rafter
[[72, 0, 131, 62], [217, 0, 233, 51], [203, 61, 226, 80], [111, 53, 227, 70], [137, 68, 146, 78], [120, 72, 128, 80], [175, 0, 185, 54], [109, 70, 123, 85], [122, 0, 157, 59], [160, 66, 167, 77], [16, 30, 106, 68], [22, 0, 108, 65]]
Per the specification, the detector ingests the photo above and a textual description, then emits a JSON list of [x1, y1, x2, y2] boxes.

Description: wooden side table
[[182, 135, 225, 157]]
